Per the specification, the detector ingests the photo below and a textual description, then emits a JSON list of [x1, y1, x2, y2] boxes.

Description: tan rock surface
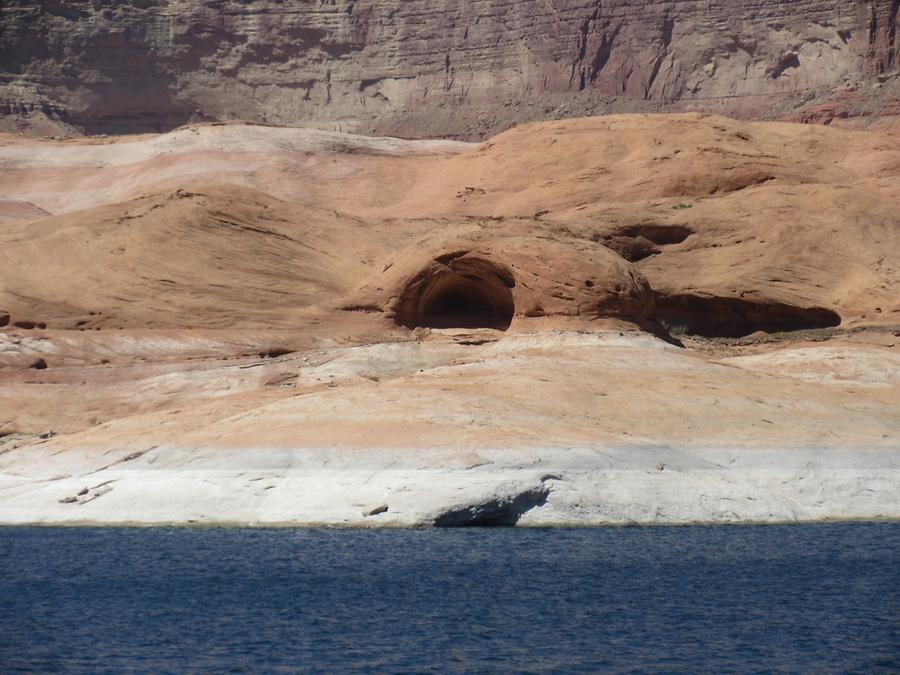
[[0, 115, 898, 525], [2, 115, 897, 329]]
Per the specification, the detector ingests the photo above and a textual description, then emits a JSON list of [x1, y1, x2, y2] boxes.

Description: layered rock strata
[[1, 0, 898, 137]]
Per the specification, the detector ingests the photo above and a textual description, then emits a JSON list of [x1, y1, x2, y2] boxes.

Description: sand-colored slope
[[0, 184, 391, 329], [0, 124, 473, 216], [2, 115, 897, 329], [360, 115, 900, 327]]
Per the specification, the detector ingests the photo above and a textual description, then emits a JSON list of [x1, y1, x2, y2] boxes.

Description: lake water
[[1, 524, 898, 673]]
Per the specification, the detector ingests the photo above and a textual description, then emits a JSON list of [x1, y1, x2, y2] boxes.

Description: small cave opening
[[396, 256, 515, 331], [593, 224, 694, 262]]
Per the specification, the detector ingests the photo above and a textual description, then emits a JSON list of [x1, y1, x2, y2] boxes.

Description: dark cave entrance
[[396, 255, 515, 331], [419, 272, 515, 330], [653, 292, 842, 338]]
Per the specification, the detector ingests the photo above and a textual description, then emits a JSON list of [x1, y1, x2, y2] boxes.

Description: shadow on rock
[[433, 484, 550, 527]]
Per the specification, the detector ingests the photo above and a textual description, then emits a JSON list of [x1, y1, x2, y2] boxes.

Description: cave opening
[[654, 292, 842, 338], [397, 257, 515, 331], [420, 274, 514, 330]]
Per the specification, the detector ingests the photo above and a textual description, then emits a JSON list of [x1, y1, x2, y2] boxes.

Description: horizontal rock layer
[[2, 331, 898, 526], [1, 0, 898, 137], [3, 447, 899, 527]]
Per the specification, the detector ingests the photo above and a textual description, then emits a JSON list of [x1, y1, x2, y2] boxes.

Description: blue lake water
[[1, 523, 898, 673]]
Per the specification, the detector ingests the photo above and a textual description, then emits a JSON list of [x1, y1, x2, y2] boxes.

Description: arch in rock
[[395, 254, 515, 330]]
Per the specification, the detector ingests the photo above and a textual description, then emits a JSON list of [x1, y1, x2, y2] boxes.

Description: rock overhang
[[343, 233, 656, 333]]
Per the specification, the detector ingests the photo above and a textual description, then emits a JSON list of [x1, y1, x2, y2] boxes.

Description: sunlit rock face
[[2, 0, 898, 137], [0, 112, 898, 526], [348, 233, 654, 332]]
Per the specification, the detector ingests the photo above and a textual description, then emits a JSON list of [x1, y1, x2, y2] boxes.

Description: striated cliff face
[[1, 0, 899, 137]]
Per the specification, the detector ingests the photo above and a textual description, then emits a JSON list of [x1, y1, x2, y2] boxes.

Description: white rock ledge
[[1, 446, 898, 527]]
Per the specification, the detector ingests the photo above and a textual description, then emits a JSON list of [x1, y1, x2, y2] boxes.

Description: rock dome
[[346, 232, 654, 331]]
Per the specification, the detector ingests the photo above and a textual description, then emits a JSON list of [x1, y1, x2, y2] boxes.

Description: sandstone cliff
[[2, 0, 898, 137]]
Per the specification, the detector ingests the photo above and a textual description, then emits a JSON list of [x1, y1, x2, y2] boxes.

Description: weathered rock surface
[[2, 115, 897, 332], [1, 1, 898, 137], [1, 333, 898, 526], [352, 233, 655, 331], [0, 114, 898, 525]]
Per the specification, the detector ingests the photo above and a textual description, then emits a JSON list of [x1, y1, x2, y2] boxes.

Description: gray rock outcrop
[[2, 1, 898, 137]]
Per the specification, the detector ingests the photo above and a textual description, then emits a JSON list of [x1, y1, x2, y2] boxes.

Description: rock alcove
[[344, 234, 657, 333], [394, 253, 515, 330]]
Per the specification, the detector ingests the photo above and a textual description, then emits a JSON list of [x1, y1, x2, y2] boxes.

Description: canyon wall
[[1, 0, 899, 137]]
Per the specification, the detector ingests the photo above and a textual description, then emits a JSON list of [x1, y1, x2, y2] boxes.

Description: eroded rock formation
[[0, 115, 898, 526], [2, 0, 898, 137], [355, 234, 654, 331], [1, 115, 897, 336]]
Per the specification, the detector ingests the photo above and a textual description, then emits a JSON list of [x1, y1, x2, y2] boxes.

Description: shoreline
[[3, 517, 900, 530], [3, 445, 898, 528]]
